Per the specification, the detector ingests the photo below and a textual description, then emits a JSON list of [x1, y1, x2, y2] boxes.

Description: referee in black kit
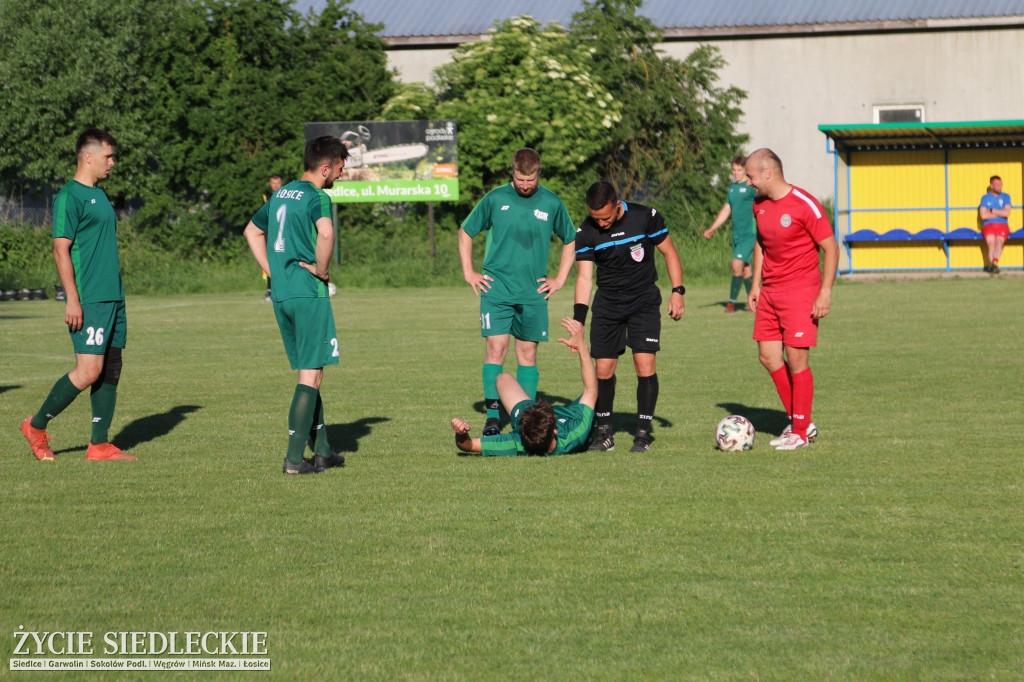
[[572, 182, 686, 453]]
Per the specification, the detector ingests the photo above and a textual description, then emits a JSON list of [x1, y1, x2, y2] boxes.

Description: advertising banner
[[304, 120, 458, 203]]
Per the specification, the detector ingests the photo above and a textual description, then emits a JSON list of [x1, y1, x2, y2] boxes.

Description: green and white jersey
[[251, 180, 332, 301], [52, 180, 124, 303], [480, 398, 595, 456], [461, 184, 575, 304], [726, 182, 756, 240]]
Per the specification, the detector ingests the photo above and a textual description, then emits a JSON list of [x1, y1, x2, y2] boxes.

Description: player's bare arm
[[703, 203, 732, 239], [557, 317, 598, 409], [458, 227, 492, 295], [574, 260, 594, 308], [451, 418, 482, 453], [53, 237, 83, 332], [303, 215, 335, 281], [812, 236, 839, 320], [656, 235, 685, 320], [538, 240, 576, 299], [748, 242, 764, 312], [243, 221, 271, 276]]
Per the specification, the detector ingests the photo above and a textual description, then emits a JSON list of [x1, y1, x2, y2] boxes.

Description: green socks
[[483, 363, 502, 420], [307, 392, 332, 457], [287, 384, 319, 465], [32, 373, 83, 430], [89, 382, 118, 445], [516, 364, 539, 401], [729, 275, 744, 302]]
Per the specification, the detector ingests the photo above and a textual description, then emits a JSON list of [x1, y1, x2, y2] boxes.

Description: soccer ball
[[715, 415, 755, 452]]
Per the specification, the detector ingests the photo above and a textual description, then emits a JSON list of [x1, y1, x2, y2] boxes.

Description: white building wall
[[388, 49, 453, 84], [665, 28, 1024, 200], [385, 28, 1024, 201]]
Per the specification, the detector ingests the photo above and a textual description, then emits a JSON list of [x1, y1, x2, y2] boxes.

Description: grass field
[[1, 278, 1022, 680]]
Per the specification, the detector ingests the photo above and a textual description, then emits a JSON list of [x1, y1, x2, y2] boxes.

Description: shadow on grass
[[0, 384, 20, 395], [701, 300, 752, 312], [715, 402, 788, 437], [51, 404, 203, 455], [115, 405, 203, 450], [325, 416, 389, 454]]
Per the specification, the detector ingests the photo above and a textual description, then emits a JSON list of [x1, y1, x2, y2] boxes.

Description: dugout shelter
[[820, 120, 1024, 274]]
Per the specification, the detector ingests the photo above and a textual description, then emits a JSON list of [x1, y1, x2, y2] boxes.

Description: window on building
[[873, 105, 925, 124]]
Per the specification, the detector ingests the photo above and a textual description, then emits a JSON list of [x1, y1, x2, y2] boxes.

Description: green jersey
[[52, 180, 123, 303], [461, 184, 575, 304], [480, 398, 595, 456], [726, 182, 756, 240], [251, 180, 332, 301]]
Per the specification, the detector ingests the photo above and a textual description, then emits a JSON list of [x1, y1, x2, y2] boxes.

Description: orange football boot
[[21, 418, 55, 461], [86, 442, 136, 461]]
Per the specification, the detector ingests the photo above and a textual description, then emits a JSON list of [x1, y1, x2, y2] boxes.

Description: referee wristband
[[672, 285, 686, 296], [573, 303, 589, 325]]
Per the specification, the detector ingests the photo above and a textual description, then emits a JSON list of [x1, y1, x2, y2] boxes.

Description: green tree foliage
[[571, 0, 748, 234], [0, 0, 160, 201], [380, 83, 438, 121], [140, 0, 395, 237], [433, 16, 622, 216], [0, 0, 395, 251]]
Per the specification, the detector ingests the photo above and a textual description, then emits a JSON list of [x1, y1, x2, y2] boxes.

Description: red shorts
[[982, 223, 1010, 240], [753, 285, 819, 347]]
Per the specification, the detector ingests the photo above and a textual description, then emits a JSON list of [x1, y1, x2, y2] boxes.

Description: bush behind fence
[[2, 212, 739, 296]]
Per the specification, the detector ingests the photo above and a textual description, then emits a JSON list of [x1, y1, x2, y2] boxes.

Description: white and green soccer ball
[[715, 415, 755, 451]]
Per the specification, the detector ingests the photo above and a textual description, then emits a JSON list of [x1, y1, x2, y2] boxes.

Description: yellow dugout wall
[[820, 121, 1024, 273]]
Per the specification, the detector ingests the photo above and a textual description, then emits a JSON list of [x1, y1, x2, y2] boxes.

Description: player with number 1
[[243, 136, 350, 474]]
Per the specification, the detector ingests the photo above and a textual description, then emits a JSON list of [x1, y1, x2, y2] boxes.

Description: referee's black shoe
[[588, 425, 615, 452], [482, 418, 501, 436], [629, 429, 652, 453], [314, 451, 346, 473]]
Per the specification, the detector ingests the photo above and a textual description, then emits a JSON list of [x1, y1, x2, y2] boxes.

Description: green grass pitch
[[1, 278, 1021, 679]]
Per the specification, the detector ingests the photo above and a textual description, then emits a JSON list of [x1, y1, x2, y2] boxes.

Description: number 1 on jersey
[[274, 204, 287, 253]]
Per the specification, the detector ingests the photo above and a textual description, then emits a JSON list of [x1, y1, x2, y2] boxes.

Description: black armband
[[573, 303, 589, 325], [672, 285, 686, 296]]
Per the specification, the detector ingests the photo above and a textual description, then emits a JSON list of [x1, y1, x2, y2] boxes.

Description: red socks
[[770, 365, 792, 417], [790, 368, 814, 440], [771, 365, 814, 441]]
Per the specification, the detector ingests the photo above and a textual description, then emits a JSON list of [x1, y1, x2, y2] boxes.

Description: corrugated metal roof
[[819, 120, 1024, 151], [291, 0, 1024, 39]]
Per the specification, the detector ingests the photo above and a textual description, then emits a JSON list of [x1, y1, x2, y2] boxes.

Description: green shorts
[[509, 398, 535, 431], [273, 297, 339, 370], [479, 299, 548, 342], [70, 301, 127, 355], [731, 235, 756, 264]]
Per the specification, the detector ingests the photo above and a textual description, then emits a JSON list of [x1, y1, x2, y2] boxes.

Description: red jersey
[[754, 185, 833, 291]]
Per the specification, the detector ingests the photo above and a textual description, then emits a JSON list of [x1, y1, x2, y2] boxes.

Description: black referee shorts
[[589, 290, 662, 358]]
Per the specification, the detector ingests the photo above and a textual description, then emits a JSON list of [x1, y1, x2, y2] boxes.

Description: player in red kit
[[744, 149, 838, 450]]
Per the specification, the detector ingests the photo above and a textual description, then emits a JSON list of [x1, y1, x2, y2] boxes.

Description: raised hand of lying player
[[557, 317, 586, 354]]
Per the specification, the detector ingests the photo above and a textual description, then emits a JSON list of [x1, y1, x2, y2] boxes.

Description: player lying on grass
[[451, 318, 597, 456]]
